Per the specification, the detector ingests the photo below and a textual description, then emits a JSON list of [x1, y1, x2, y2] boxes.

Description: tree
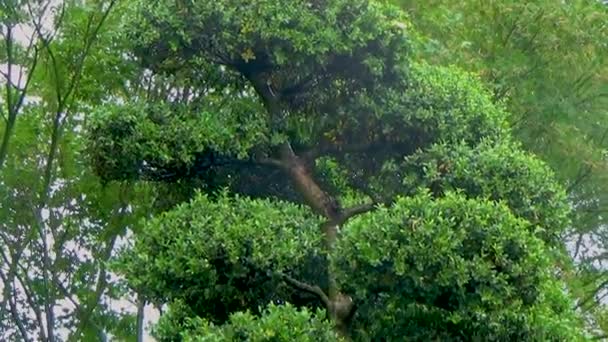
[[390, 0, 608, 334], [88, 0, 586, 340], [0, 1, 158, 340], [392, 0, 608, 203]]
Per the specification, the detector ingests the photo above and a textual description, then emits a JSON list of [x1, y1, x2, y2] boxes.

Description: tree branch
[[14, 263, 46, 340], [576, 277, 608, 311], [567, 164, 593, 194], [281, 273, 330, 307], [337, 202, 377, 226], [281, 144, 341, 219], [257, 157, 285, 168], [0, 269, 31, 342]]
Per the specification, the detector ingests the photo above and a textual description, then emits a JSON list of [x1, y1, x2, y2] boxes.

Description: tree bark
[[136, 299, 145, 342], [246, 71, 361, 339]]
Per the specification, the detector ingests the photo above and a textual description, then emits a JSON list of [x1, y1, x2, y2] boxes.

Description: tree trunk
[[247, 72, 357, 338], [136, 299, 145, 342]]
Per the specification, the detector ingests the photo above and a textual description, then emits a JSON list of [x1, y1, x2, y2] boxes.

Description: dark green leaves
[[98, 0, 587, 340], [118, 193, 324, 323], [336, 192, 584, 341], [402, 139, 570, 243], [153, 301, 338, 342], [87, 99, 269, 182], [131, 0, 410, 79]]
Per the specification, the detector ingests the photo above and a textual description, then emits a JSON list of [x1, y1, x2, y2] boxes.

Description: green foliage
[[0, 99, 155, 340], [401, 140, 570, 243], [391, 0, 608, 335], [88, 100, 269, 182], [336, 192, 584, 341], [82, 0, 591, 340], [311, 60, 509, 160], [345, 62, 509, 200], [130, 0, 410, 92], [378, 62, 508, 145], [0, 1, 159, 340], [118, 193, 324, 323], [87, 61, 512, 208], [89, 0, 414, 187], [393, 0, 608, 230], [154, 301, 338, 342]]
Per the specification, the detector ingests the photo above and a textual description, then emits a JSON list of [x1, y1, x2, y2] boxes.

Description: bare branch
[[73, 234, 119, 338], [14, 22, 40, 94], [257, 157, 285, 168], [337, 202, 377, 226], [573, 232, 585, 260], [281, 273, 330, 307], [15, 263, 48, 339], [63, 0, 118, 105], [27, 1, 63, 105], [0, 269, 31, 342], [0, 69, 11, 83], [5, 24, 14, 117], [567, 164, 593, 194]]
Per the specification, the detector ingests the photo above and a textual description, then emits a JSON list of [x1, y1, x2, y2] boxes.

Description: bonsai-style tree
[[88, 0, 586, 340]]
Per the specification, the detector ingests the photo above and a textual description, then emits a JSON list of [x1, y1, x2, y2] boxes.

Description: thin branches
[[0, 1, 119, 340], [0, 2, 44, 170]]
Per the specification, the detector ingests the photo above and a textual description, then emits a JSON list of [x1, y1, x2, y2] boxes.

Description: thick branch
[[281, 273, 330, 307], [136, 298, 146, 342], [244, 69, 342, 220], [280, 74, 316, 99], [243, 68, 280, 119], [271, 143, 342, 220], [256, 157, 285, 168], [337, 202, 377, 226], [328, 293, 356, 340], [0, 24, 15, 170]]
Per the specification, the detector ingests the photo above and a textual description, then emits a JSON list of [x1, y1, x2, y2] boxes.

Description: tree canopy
[[83, 0, 589, 340], [2, 0, 605, 340], [392, 0, 608, 333]]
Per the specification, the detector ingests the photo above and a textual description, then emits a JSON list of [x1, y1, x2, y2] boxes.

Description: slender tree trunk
[[0, 115, 16, 170], [136, 299, 146, 342], [0, 24, 16, 171]]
